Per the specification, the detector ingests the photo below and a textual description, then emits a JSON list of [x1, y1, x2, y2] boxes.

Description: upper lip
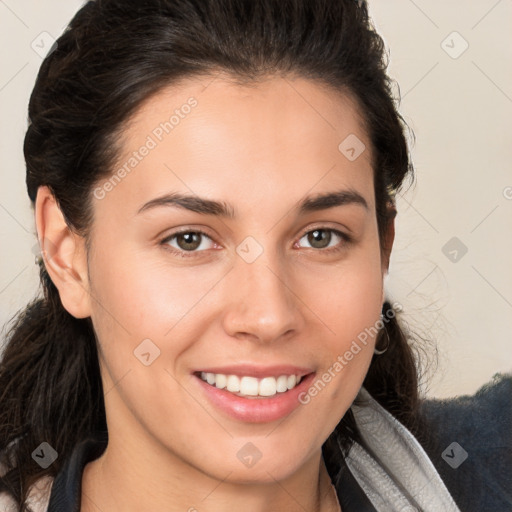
[[194, 364, 314, 379]]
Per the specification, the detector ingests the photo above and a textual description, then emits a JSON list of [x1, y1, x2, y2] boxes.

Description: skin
[[35, 73, 394, 512]]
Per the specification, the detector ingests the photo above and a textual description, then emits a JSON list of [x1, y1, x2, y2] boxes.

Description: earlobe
[[381, 215, 395, 304], [34, 186, 92, 319]]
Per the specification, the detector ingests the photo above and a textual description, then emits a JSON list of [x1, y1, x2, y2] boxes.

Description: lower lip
[[194, 373, 316, 423]]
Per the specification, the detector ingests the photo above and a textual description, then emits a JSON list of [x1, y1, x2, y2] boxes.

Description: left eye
[[296, 228, 348, 250]]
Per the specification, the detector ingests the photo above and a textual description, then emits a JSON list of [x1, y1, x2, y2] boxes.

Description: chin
[[194, 440, 315, 485]]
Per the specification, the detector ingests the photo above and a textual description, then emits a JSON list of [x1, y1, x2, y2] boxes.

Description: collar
[[340, 388, 461, 511], [47, 431, 107, 512]]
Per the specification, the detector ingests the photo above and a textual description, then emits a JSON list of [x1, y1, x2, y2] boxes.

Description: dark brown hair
[[0, 0, 419, 508]]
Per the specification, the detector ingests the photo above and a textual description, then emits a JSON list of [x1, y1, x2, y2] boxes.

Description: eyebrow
[[136, 189, 368, 218]]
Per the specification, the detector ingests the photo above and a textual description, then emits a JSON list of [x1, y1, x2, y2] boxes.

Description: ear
[[34, 186, 92, 319], [381, 206, 395, 275]]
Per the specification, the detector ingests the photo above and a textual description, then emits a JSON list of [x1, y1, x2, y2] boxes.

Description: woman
[[0, 1, 509, 511]]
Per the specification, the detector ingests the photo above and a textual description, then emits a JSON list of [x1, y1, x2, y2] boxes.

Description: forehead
[[93, 74, 374, 221]]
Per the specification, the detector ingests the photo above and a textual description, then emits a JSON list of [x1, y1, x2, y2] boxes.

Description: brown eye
[[307, 229, 331, 249], [297, 228, 349, 252], [161, 230, 215, 256], [175, 232, 202, 251]]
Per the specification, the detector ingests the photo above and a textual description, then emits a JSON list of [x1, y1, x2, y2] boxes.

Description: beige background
[[1, 1, 511, 398]]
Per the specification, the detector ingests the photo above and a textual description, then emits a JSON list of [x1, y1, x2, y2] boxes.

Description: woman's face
[[85, 74, 389, 482]]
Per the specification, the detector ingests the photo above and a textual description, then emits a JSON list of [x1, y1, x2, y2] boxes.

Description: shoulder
[[420, 373, 512, 511]]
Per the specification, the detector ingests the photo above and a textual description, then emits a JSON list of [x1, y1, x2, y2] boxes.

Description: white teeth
[[215, 373, 227, 389], [199, 372, 304, 397], [226, 375, 240, 392], [276, 375, 288, 392], [259, 377, 277, 397], [240, 376, 259, 396]]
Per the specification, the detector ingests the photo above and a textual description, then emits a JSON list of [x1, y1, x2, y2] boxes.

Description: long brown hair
[[1, 0, 420, 508]]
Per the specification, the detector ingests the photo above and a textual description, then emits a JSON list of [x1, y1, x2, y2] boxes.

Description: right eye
[[160, 230, 218, 257]]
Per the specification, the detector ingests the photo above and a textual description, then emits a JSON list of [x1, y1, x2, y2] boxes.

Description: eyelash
[[159, 227, 352, 258]]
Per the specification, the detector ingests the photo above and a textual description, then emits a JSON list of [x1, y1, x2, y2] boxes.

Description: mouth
[[192, 366, 316, 423], [196, 371, 305, 399]]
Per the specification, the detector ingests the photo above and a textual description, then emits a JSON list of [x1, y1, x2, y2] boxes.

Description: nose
[[221, 246, 305, 344]]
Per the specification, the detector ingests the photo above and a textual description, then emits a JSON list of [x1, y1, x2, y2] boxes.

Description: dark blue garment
[[419, 373, 512, 512]]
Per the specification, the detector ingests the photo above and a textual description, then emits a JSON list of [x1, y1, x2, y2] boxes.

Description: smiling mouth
[[196, 371, 305, 399]]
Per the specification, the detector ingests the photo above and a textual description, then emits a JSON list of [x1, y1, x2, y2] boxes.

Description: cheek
[[86, 245, 209, 432], [295, 286, 381, 446], [295, 238, 383, 412], [88, 240, 217, 339], [86, 240, 233, 403], [298, 242, 384, 346]]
